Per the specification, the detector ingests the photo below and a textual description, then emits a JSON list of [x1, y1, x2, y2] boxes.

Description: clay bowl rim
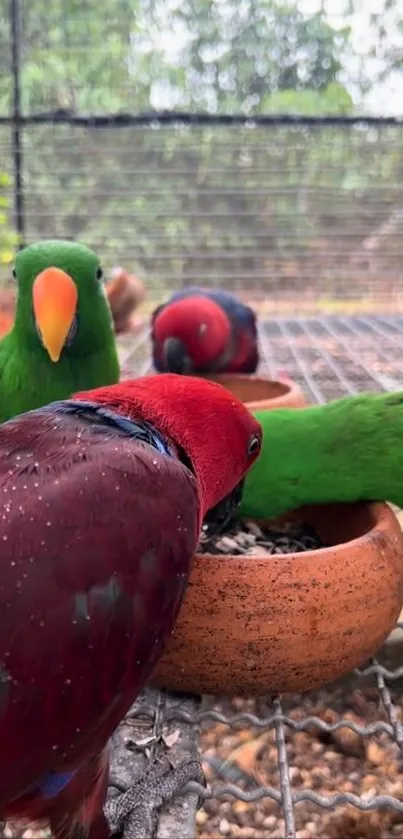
[[199, 372, 306, 408], [202, 372, 297, 390], [197, 501, 398, 564]]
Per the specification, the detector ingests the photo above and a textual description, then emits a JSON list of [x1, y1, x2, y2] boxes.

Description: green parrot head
[[12, 239, 115, 363]]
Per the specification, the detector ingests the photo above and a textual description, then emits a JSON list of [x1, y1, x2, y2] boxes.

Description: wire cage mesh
[[1, 120, 403, 310], [1, 0, 403, 310]]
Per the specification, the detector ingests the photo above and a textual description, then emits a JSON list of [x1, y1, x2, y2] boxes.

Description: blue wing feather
[[36, 770, 77, 800], [205, 289, 257, 336]]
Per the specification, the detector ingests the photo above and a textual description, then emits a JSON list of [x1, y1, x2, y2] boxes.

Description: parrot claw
[[105, 756, 205, 839]]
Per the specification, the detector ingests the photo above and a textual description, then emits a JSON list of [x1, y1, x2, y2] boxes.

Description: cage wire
[[1, 0, 403, 309], [1, 119, 403, 310]]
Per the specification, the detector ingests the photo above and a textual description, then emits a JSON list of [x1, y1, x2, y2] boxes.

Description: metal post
[[10, 0, 25, 247]]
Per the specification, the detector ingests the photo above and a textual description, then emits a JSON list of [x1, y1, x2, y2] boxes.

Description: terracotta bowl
[[151, 503, 403, 696], [199, 373, 306, 411]]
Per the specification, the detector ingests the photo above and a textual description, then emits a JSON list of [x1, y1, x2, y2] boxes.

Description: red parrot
[[0, 373, 262, 839], [151, 287, 259, 375]]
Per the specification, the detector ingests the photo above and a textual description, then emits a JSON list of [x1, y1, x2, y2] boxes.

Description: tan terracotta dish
[[200, 373, 306, 411], [151, 503, 403, 696]]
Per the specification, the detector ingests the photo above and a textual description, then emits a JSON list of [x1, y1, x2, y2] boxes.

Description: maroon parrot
[[0, 373, 262, 839], [151, 288, 259, 375]]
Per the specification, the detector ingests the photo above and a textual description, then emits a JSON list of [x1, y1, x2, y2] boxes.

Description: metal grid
[[121, 313, 403, 399], [2, 120, 403, 304], [0, 120, 401, 303], [2, 0, 403, 306], [122, 314, 403, 839]]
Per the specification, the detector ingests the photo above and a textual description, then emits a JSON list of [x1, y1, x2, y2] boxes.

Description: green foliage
[[263, 83, 353, 115], [0, 0, 356, 115], [0, 0, 144, 114], [0, 0, 401, 295], [141, 0, 352, 112], [0, 173, 18, 273]]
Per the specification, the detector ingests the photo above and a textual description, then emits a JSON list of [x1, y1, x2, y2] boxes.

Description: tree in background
[[0, 0, 356, 115], [0, 0, 401, 117], [133, 0, 354, 114], [0, 0, 137, 114], [0, 0, 401, 294], [0, 173, 18, 266]]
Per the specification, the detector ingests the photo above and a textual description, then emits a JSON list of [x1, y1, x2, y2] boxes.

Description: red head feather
[[73, 373, 262, 516], [153, 296, 231, 369]]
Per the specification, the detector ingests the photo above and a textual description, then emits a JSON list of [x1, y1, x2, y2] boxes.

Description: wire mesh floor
[[120, 314, 403, 839]]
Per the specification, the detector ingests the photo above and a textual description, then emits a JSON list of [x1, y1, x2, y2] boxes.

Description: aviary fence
[[1, 0, 403, 309]]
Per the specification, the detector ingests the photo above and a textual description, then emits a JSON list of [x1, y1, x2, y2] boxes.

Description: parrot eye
[[96, 266, 104, 281], [12, 267, 16, 279], [247, 434, 261, 456]]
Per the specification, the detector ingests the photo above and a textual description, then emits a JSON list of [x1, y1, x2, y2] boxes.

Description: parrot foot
[[105, 756, 205, 839]]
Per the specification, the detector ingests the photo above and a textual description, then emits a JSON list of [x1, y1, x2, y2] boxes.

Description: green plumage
[[0, 240, 119, 422], [240, 391, 403, 519]]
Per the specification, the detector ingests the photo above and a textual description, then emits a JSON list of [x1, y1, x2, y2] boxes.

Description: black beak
[[163, 337, 193, 374], [201, 478, 245, 540]]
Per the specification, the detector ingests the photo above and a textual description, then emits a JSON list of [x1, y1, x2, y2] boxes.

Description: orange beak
[[32, 267, 78, 363]]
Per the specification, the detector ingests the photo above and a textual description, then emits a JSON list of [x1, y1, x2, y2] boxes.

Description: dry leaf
[[131, 735, 157, 748], [224, 732, 270, 776], [162, 729, 181, 749]]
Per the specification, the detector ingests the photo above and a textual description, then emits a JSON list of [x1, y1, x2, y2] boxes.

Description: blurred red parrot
[[0, 373, 262, 839], [151, 288, 259, 375]]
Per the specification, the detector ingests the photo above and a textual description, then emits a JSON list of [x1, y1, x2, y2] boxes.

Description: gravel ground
[[196, 514, 403, 839], [198, 684, 403, 839]]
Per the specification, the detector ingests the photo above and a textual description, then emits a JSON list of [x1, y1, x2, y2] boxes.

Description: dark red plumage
[[0, 373, 261, 838]]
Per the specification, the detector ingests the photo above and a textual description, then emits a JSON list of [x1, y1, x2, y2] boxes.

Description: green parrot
[[240, 390, 403, 519], [0, 239, 119, 422]]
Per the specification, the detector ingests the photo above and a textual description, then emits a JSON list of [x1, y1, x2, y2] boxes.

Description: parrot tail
[[48, 750, 110, 839]]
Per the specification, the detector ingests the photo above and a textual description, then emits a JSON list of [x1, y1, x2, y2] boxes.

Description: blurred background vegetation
[[0, 0, 402, 304]]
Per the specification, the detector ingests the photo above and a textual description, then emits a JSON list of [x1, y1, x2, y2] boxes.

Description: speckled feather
[[0, 374, 262, 836], [0, 240, 119, 423], [0, 403, 199, 808], [152, 286, 259, 374]]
